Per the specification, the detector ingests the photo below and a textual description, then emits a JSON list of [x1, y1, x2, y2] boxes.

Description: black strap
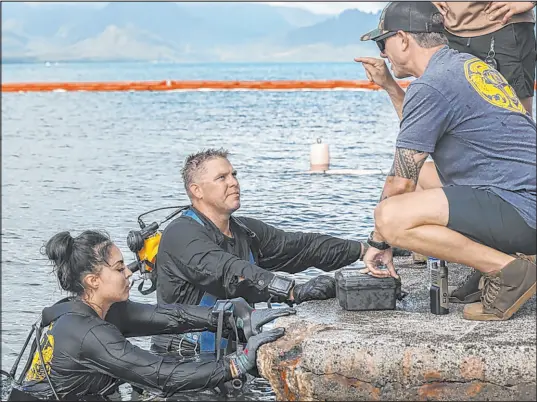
[[8, 325, 36, 384], [34, 324, 60, 401], [215, 309, 225, 362]]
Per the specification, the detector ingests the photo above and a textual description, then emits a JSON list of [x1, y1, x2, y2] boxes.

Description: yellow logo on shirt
[[464, 58, 527, 114], [25, 324, 55, 382]]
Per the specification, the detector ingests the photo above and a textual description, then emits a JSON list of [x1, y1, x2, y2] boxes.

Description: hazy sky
[[24, 1, 387, 15], [266, 2, 386, 15]]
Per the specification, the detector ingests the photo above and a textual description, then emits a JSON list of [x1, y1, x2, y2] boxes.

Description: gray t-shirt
[[396, 46, 536, 229]]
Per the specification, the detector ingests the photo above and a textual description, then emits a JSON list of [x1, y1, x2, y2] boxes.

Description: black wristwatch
[[367, 230, 391, 250], [268, 275, 295, 299]]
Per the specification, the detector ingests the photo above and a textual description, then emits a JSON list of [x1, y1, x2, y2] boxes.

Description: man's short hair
[[181, 148, 230, 198], [409, 13, 448, 48]]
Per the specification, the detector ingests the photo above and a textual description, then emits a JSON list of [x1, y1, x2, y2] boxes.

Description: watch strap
[[367, 231, 390, 250]]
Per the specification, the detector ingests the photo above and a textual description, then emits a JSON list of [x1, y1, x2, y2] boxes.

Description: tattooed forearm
[[387, 161, 396, 177], [390, 148, 428, 184], [378, 148, 429, 202]]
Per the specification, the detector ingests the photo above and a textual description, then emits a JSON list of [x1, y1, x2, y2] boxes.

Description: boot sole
[[463, 282, 536, 321]]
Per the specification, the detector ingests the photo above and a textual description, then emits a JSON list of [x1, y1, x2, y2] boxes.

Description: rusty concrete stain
[[417, 382, 448, 400], [350, 379, 381, 401], [280, 368, 296, 401], [424, 371, 443, 381], [276, 356, 302, 401], [467, 382, 485, 397], [417, 381, 487, 400], [402, 349, 413, 381], [460, 357, 485, 381]]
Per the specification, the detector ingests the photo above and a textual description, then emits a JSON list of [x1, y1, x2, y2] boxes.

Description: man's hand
[[360, 244, 398, 278], [355, 57, 406, 120], [485, 2, 536, 25], [354, 57, 397, 90], [432, 2, 451, 17], [292, 275, 336, 304]]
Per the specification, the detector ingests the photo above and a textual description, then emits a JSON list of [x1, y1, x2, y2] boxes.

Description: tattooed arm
[[374, 147, 429, 242]]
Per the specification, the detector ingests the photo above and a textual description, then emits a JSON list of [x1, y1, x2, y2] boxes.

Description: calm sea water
[[1, 61, 400, 400]]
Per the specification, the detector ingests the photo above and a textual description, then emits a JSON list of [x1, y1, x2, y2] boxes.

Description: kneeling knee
[[374, 202, 400, 244]]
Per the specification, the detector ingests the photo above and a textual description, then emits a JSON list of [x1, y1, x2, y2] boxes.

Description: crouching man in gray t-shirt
[[356, 2, 536, 321]]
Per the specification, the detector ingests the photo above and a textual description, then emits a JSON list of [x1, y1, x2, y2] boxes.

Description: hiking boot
[[463, 256, 536, 321], [449, 269, 482, 304]]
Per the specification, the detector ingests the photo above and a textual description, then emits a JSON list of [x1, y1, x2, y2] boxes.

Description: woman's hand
[[224, 297, 295, 340], [227, 328, 285, 378]]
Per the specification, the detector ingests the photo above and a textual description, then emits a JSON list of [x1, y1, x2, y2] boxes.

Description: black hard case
[[335, 267, 398, 311]]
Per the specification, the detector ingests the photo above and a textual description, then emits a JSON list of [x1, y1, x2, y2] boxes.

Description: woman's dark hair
[[43, 230, 114, 295]]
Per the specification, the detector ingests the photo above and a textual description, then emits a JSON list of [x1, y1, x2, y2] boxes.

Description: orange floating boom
[[3, 79, 535, 93], [1, 80, 416, 92]]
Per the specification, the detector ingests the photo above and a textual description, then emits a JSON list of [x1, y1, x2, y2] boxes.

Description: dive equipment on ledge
[[335, 267, 406, 311]]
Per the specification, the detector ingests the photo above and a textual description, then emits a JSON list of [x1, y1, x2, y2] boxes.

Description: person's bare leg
[[521, 97, 534, 119], [416, 161, 442, 191], [375, 189, 514, 273], [412, 161, 443, 261]]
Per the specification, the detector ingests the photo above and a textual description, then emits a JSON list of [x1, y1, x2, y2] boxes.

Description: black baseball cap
[[361, 2, 444, 42]]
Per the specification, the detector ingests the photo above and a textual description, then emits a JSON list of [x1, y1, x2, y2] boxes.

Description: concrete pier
[[257, 257, 536, 401]]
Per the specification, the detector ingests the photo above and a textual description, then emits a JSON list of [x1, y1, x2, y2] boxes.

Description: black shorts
[[443, 186, 536, 255], [445, 22, 536, 100]]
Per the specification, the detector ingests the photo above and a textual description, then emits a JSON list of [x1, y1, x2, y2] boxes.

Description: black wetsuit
[[153, 207, 361, 351], [156, 207, 362, 306], [18, 298, 232, 400]]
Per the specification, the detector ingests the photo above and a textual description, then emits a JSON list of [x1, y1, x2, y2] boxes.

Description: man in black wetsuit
[[154, 148, 370, 354]]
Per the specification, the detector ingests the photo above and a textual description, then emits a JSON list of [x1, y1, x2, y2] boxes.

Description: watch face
[[274, 278, 287, 287], [270, 276, 293, 294], [275, 277, 293, 289]]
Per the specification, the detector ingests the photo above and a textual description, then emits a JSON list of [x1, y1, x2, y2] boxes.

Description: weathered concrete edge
[[258, 317, 537, 401]]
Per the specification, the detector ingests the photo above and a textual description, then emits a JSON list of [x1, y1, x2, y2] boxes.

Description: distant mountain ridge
[[1, 2, 382, 63]]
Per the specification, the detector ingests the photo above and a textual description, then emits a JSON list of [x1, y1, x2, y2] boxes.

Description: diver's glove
[[292, 275, 336, 305], [224, 297, 296, 340], [226, 328, 285, 378]]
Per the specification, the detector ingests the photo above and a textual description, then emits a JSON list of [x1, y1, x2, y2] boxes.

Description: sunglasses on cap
[[376, 32, 397, 52]]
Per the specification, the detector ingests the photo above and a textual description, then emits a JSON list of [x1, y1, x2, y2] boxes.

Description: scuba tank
[[3, 299, 120, 402], [126, 206, 188, 295]]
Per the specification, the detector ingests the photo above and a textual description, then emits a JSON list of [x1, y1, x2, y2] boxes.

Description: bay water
[[1, 61, 400, 400]]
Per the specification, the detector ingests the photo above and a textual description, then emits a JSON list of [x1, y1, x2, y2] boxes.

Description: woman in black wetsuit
[[9, 230, 292, 401]]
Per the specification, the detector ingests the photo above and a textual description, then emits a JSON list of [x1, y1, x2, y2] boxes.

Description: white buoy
[[310, 138, 330, 171]]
